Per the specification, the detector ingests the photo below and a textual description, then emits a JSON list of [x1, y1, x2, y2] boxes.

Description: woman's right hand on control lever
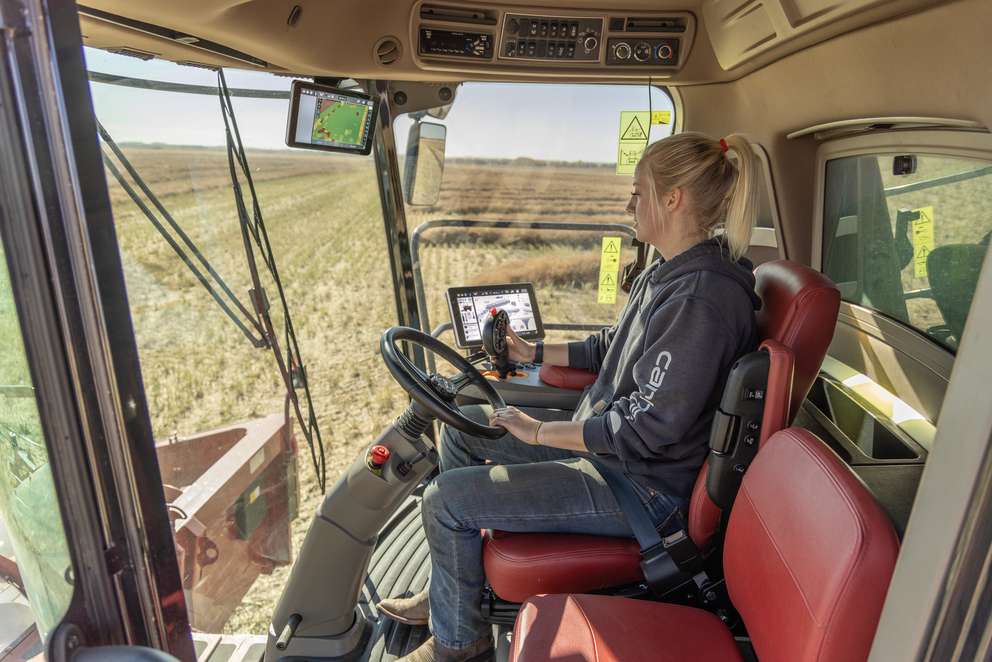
[[506, 325, 536, 363]]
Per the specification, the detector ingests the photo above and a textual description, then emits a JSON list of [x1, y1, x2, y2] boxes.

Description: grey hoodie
[[570, 238, 760, 500]]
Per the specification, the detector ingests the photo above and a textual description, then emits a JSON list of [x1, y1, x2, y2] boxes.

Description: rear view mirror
[[404, 121, 447, 206]]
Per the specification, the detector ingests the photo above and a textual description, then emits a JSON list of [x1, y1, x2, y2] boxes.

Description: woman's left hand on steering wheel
[[489, 407, 542, 445]]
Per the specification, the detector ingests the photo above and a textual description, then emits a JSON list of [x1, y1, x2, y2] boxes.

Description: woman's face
[[626, 167, 659, 243]]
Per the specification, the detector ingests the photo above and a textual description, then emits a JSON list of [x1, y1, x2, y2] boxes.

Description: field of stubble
[[103, 147, 632, 633]]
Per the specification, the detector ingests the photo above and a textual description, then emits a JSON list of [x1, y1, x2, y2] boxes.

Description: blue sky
[[85, 47, 674, 162]]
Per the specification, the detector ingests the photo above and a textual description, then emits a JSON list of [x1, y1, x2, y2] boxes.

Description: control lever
[[482, 308, 515, 379]]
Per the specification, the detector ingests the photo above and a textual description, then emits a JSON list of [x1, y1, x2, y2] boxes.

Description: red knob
[[490, 307, 498, 317], [370, 445, 390, 466]]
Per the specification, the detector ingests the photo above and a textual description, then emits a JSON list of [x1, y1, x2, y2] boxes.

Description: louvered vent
[[374, 37, 402, 65]]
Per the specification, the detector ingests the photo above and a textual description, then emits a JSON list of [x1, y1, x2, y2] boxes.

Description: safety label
[[911, 206, 935, 278], [598, 236, 622, 304], [616, 111, 651, 175], [651, 110, 672, 125]]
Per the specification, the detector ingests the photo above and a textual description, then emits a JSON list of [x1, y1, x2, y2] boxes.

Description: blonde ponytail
[[721, 134, 759, 261], [637, 132, 758, 261]]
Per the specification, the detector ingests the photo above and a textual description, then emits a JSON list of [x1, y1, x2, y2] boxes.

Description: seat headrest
[[754, 260, 840, 418], [724, 428, 899, 662]]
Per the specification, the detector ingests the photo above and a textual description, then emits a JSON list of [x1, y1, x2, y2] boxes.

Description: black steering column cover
[[381, 326, 507, 438]]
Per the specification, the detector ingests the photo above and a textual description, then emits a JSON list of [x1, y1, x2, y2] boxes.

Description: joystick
[[482, 308, 515, 379]]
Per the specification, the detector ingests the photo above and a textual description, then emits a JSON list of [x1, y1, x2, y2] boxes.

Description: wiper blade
[[217, 69, 327, 493], [97, 122, 267, 348]]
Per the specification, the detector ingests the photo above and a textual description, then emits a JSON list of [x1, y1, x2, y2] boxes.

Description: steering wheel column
[[265, 327, 506, 660]]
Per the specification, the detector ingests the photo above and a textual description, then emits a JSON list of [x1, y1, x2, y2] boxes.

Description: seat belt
[[587, 458, 702, 594]]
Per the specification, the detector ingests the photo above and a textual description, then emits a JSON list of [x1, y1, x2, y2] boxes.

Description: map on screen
[[311, 97, 370, 146]]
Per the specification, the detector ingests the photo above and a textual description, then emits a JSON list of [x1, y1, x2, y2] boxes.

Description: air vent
[[374, 37, 403, 65], [624, 16, 687, 33], [420, 4, 497, 25]]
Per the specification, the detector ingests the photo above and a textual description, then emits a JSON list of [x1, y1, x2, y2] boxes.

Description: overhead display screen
[[446, 283, 545, 349], [285, 81, 378, 155]]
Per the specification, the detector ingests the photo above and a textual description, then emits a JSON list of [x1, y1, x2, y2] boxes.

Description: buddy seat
[[483, 260, 840, 603], [509, 428, 900, 662]]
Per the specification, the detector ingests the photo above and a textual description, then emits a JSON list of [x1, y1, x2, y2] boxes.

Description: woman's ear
[[665, 186, 683, 212]]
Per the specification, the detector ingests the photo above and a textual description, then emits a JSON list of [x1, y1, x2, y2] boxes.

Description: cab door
[[0, 0, 191, 659]]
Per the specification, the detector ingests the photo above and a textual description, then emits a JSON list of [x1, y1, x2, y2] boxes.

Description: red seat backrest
[[754, 260, 841, 420], [687, 260, 840, 548], [725, 428, 899, 662]]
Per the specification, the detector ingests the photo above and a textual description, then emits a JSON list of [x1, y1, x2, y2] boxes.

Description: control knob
[[582, 33, 599, 53], [614, 42, 632, 60], [633, 41, 652, 62]]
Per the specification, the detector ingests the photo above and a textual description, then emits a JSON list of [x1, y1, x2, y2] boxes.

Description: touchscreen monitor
[[285, 81, 378, 155], [446, 283, 545, 349]]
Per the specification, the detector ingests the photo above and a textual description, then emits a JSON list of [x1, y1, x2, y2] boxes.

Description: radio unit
[[498, 14, 603, 62], [419, 28, 493, 59]]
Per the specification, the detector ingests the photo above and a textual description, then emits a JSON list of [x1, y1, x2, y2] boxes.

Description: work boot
[[377, 589, 430, 625], [397, 636, 494, 662]]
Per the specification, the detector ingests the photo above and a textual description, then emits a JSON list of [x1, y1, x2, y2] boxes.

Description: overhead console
[[413, 3, 695, 76]]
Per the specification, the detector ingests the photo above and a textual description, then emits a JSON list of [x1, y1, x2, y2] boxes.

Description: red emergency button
[[370, 445, 390, 466]]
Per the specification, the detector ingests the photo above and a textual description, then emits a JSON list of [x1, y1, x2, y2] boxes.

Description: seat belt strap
[[588, 458, 662, 551], [588, 458, 703, 594]]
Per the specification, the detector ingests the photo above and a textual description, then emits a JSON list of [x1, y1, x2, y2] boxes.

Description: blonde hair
[[638, 132, 759, 260]]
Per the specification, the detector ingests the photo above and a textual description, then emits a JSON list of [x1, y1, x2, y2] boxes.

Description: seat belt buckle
[[639, 541, 682, 596], [661, 529, 702, 573]]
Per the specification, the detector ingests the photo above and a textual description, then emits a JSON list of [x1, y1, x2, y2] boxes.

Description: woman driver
[[382, 133, 762, 662]]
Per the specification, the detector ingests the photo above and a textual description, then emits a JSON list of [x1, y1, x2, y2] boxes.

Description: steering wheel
[[381, 327, 507, 438]]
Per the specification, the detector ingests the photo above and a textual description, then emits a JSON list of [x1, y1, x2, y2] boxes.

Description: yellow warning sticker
[[616, 111, 650, 175], [598, 236, 622, 304], [911, 206, 935, 278], [651, 110, 671, 125]]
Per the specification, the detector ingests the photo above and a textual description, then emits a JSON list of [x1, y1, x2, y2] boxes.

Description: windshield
[[396, 82, 676, 345]]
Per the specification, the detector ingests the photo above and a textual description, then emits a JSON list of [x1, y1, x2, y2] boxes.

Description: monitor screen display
[[285, 81, 378, 155], [446, 283, 544, 349]]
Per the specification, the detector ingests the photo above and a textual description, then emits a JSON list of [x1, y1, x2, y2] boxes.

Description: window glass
[[86, 48, 397, 635], [822, 153, 992, 351], [0, 242, 74, 644], [395, 83, 676, 344]]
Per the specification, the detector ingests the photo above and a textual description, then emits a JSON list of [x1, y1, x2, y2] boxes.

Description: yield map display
[[446, 284, 544, 348], [286, 81, 378, 155]]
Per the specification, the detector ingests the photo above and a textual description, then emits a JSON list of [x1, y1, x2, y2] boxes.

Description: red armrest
[[538, 364, 597, 390]]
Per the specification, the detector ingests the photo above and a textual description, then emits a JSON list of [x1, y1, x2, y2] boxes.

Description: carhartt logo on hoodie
[[627, 350, 672, 421]]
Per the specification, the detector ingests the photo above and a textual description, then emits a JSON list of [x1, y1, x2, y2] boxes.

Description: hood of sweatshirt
[[647, 238, 762, 310]]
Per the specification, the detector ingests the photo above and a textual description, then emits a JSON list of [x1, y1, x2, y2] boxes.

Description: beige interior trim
[[787, 116, 988, 141], [870, 238, 992, 660]]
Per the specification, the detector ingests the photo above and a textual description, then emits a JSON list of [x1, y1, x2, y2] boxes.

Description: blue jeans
[[422, 405, 688, 650]]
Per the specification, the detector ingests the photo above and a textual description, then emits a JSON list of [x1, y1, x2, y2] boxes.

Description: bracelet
[[533, 340, 544, 364], [533, 421, 543, 445]]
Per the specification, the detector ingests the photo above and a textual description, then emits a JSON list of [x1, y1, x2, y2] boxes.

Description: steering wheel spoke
[[381, 327, 506, 438]]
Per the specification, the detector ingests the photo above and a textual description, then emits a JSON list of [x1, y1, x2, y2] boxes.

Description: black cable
[[97, 129, 267, 347], [216, 69, 327, 493]]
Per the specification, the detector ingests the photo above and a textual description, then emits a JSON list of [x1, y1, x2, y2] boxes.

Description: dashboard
[[413, 3, 695, 76]]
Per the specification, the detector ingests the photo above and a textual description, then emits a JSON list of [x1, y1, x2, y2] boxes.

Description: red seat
[[485, 260, 840, 603], [510, 429, 900, 662]]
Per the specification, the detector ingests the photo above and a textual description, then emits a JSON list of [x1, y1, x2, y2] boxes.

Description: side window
[[822, 153, 992, 351], [0, 243, 74, 646], [85, 49, 395, 635]]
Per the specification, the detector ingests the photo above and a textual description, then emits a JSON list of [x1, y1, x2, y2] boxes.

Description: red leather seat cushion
[[538, 364, 598, 390], [725, 428, 899, 662], [511, 594, 743, 662], [485, 532, 641, 603]]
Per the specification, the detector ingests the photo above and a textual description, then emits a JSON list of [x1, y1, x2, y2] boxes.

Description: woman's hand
[[489, 406, 542, 444], [505, 325, 536, 363]]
